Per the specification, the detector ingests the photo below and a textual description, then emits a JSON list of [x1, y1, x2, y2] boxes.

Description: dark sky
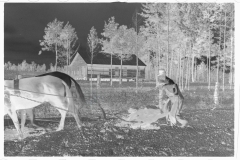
[[4, 3, 142, 66]]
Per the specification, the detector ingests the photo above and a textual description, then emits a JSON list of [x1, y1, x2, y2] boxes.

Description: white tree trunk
[[170, 47, 173, 78], [217, 24, 221, 83], [55, 44, 58, 71], [120, 51, 123, 85], [208, 25, 211, 90], [110, 43, 113, 86], [230, 12, 234, 89], [191, 43, 194, 83], [222, 10, 227, 91], [167, 4, 170, 76]]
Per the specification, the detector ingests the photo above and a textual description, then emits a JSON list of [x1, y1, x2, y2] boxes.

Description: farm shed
[[67, 50, 146, 81]]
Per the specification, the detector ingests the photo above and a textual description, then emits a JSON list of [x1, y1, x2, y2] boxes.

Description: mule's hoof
[[56, 128, 63, 132], [19, 134, 24, 140], [180, 121, 188, 128], [30, 123, 40, 128]]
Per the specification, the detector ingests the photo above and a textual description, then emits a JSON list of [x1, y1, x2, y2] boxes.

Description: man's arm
[[165, 76, 175, 85], [165, 77, 184, 98], [176, 84, 184, 99]]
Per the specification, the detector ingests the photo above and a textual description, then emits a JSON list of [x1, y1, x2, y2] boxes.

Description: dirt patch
[[115, 107, 169, 129], [4, 108, 234, 156]]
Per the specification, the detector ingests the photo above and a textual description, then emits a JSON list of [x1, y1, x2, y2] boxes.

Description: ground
[[4, 82, 235, 156]]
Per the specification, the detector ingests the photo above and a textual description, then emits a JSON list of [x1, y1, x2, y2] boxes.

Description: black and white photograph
[[2, 0, 238, 157]]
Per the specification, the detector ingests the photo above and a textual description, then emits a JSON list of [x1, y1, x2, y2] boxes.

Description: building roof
[[71, 49, 146, 66]]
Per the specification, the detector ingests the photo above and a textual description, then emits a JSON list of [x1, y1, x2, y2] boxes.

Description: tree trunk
[[147, 52, 151, 80], [170, 47, 173, 78], [188, 51, 190, 91], [155, 66, 158, 87], [120, 51, 123, 85], [91, 51, 93, 97], [157, 23, 160, 71], [66, 40, 68, 74], [136, 35, 139, 92], [135, 12, 139, 92], [167, 4, 170, 76], [178, 48, 181, 86], [110, 44, 113, 86], [230, 12, 234, 89], [217, 23, 221, 83], [182, 51, 184, 91], [185, 58, 188, 89], [208, 25, 211, 90], [222, 10, 227, 91], [68, 39, 70, 66], [194, 58, 197, 82], [191, 42, 194, 83], [159, 45, 161, 70], [55, 44, 58, 71], [185, 45, 188, 89]]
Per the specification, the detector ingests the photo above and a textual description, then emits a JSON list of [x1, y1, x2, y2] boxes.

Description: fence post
[[97, 74, 101, 88], [15, 74, 22, 79]]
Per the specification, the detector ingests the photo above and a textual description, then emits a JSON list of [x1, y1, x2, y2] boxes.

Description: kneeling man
[[156, 69, 187, 127]]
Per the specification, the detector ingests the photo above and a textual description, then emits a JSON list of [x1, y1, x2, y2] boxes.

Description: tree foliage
[[40, 18, 79, 70]]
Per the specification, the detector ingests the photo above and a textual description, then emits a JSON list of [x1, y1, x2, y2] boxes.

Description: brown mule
[[4, 72, 86, 139]]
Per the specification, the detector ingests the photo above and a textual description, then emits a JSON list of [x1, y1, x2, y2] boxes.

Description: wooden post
[[97, 74, 101, 88], [15, 75, 22, 79]]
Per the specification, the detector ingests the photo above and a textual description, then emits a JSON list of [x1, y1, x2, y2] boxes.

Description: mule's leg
[[8, 110, 23, 139], [73, 113, 82, 129], [26, 109, 40, 128], [56, 109, 67, 131], [20, 110, 27, 131]]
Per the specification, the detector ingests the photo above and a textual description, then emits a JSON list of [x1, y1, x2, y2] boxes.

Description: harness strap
[[63, 84, 66, 97]]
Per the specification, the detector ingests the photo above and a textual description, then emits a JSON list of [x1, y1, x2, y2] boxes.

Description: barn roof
[[71, 50, 146, 66]]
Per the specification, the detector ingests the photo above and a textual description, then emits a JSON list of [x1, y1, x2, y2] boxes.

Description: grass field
[[4, 79, 235, 156]]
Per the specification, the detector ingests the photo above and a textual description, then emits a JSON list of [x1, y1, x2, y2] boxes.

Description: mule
[[19, 71, 75, 131], [4, 72, 86, 139]]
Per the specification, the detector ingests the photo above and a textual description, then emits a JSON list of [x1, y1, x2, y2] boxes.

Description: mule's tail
[[69, 77, 87, 108], [70, 77, 108, 120]]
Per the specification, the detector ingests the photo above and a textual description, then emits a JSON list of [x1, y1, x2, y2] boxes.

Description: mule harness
[[4, 86, 76, 113]]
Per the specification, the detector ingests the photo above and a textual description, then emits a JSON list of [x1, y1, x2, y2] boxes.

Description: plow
[[4, 84, 179, 141]]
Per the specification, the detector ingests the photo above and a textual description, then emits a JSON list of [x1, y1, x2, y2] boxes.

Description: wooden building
[[67, 51, 146, 81]]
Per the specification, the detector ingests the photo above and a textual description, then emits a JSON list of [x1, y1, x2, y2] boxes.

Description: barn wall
[[86, 64, 145, 79], [67, 54, 88, 80]]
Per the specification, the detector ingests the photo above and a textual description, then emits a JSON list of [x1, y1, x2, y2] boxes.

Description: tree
[[177, 3, 205, 83], [140, 3, 187, 84], [20, 60, 29, 71], [87, 26, 99, 96], [140, 3, 168, 85], [30, 61, 37, 71], [101, 17, 119, 86], [60, 22, 79, 67], [40, 18, 64, 70], [112, 25, 135, 85], [229, 10, 234, 89], [132, 9, 143, 91]]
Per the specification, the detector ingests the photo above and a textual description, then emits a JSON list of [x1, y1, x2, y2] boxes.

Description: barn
[[67, 51, 146, 81]]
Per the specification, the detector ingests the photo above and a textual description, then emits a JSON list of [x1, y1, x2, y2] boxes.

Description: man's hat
[[158, 69, 166, 76]]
